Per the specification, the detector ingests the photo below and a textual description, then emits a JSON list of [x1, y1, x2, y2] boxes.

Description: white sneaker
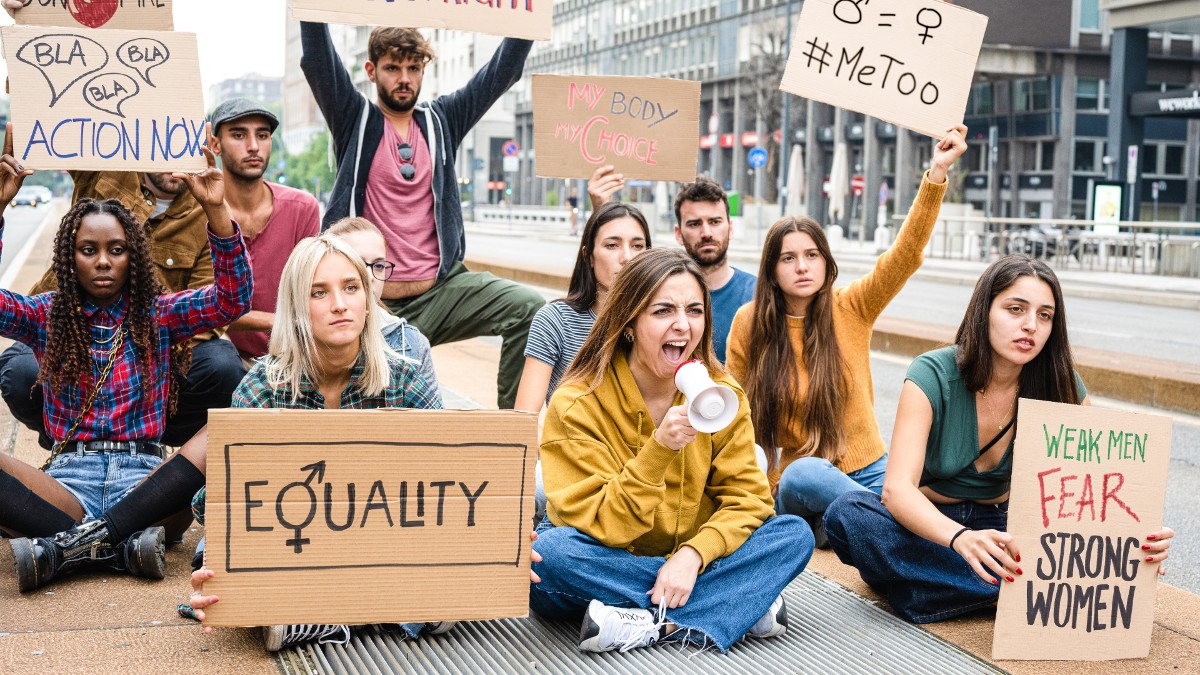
[[747, 595, 789, 638], [578, 599, 664, 653], [424, 621, 457, 635], [262, 624, 351, 652]]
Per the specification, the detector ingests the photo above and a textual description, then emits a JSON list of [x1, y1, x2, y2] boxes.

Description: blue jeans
[[45, 451, 163, 521], [824, 490, 1008, 624], [530, 515, 813, 652], [775, 453, 887, 518]]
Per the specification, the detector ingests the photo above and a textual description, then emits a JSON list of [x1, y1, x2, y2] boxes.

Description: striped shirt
[[524, 301, 595, 405]]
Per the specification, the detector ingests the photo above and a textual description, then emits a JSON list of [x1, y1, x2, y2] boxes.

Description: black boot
[[10, 521, 166, 593]]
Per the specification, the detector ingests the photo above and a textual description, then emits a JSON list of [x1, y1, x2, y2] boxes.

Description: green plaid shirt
[[231, 353, 441, 410]]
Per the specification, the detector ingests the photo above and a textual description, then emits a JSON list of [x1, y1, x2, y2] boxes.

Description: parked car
[[11, 186, 53, 207]]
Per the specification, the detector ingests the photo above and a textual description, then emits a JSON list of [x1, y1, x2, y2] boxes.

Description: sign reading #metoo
[[1, 25, 206, 172], [779, 0, 988, 139], [15, 0, 174, 31], [993, 399, 1173, 661], [289, 0, 551, 42], [533, 75, 700, 183], [203, 409, 537, 627]]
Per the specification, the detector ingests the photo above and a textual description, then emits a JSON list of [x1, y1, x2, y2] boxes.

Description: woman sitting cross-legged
[[186, 235, 446, 652], [0, 130, 252, 592], [823, 255, 1176, 623], [531, 248, 813, 654]]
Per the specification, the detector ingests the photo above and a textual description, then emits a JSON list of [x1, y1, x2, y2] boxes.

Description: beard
[[378, 83, 420, 113], [683, 237, 729, 268], [227, 157, 267, 183], [145, 172, 186, 196]]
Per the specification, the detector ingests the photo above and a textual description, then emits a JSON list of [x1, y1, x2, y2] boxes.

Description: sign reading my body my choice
[[1, 25, 206, 172], [993, 399, 1173, 661], [533, 75, 701, 182], [779, 0, 988, 139], [289, 0, 551, 41]]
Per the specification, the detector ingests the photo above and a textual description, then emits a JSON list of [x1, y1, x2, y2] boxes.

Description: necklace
[[979, 385, 1017, 431], [91, 322, 122, 345]]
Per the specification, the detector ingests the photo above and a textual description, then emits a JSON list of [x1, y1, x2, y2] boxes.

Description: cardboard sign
[[779, 0, 988, 139], [1, 25, 206, 171], [533, 75, 701, 182], [202, 409, 537, 627], [14, 0, 174, 31], [993, 399, 1173, 661], [289, 0, 551, 42]]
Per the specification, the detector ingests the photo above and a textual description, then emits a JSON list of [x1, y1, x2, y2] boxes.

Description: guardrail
[[900, 215, 1200, 278], [475, 204, 571, 229]]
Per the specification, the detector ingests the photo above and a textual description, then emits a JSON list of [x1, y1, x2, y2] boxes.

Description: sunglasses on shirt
[[397, 143, 415, 181]]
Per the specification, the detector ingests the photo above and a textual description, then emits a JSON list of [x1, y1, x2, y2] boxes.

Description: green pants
[[383, 262, 544, 409]]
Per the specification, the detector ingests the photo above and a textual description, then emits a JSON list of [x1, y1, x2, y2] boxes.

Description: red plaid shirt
[[0, 222, 253, 443]]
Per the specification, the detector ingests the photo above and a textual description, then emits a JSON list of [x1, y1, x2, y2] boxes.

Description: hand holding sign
[[950, 527, 1021, 585], [586, 165, 625, 211], [173, 135, 235, 238], [0, 123, 36, 206]]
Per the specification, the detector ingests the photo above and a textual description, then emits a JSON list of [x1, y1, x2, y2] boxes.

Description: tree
[[280, 129, 336, 203], [743, 17, 806, 203]]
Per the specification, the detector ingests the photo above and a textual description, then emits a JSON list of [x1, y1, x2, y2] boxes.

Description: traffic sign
[[747, 147, 768, 169], [851, 175, 865, 196], [503, 140, 520, 157], [879, 181, 889, 205]]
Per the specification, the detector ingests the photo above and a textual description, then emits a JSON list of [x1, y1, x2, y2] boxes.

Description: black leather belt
[[55, 440, 166, 458]]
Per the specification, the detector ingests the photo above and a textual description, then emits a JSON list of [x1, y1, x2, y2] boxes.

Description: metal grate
[[275, 571, 1004, 674]]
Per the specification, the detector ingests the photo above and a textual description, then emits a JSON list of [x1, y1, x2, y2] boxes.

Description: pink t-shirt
[[362, 119, 440, 282], [228, 182, 321, 359]]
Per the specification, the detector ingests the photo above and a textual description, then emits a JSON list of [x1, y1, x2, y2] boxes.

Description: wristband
[[948, 526, 970, 551]]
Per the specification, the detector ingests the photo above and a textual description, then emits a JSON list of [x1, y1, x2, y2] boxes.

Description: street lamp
[[778, 0, 797, 217]]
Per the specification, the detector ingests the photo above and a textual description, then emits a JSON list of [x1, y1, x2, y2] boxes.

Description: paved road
[[466, 230, 1200, 364], [0, 203, 52, 283]]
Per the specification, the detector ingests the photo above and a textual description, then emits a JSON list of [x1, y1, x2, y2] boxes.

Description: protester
[[589, 167, 754, 363], [725, 125, 968, 546], [0, 130, 252, 593], [183, 235, 448, 652], [530, 248, 812, 654], [567, 186, 580, 236], [326, 216, 442, 401], [300, 21, 542, 408], [209, 98, 321, 365], [823, 254, 1177, 622]]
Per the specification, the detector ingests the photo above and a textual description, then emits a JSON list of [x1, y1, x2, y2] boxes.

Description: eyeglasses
[[397, 143, 415, 181], [369, 259, 396, 281]]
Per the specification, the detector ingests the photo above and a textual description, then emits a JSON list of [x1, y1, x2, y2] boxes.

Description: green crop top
[[906, 346, 1087, 501]]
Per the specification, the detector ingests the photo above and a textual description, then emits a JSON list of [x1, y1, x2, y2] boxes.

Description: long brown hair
[[562, 248, 721, 392], [39, 199, 191, 415], [955, 254, 1080, 403], [563, 203, 651, 313], [747, 217, 846, 472]]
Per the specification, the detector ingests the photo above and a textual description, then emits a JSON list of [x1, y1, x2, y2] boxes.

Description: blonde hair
[[267, 235, 395, 402]]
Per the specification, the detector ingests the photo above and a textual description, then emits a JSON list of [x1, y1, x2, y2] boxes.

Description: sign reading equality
[[203, 409, 537, 627], [1, 25, 206, 172], [288, 0, 551, 42], [14, 0, 174, 31], [533, 74, 701, 183], [779, 0, 988, 139], [993, 399, 1172, 661]]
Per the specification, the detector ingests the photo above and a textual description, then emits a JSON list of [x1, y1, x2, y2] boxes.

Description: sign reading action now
[[1, 25, 206, 171], [993, 399, 1173, 661], [779, 0, 988, 139], [203, 409, 537, 627]]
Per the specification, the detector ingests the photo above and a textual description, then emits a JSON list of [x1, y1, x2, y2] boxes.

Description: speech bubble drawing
[[16, 33, 110, 107], [117, 37, 170, 87], [82, 72, 141, 118]]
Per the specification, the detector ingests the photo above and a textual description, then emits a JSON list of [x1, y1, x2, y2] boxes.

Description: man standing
[[672, 177, 756, 364], [207, 98, 320, 364], [0, 167, 246, 448], [300, 22, 543, 408]]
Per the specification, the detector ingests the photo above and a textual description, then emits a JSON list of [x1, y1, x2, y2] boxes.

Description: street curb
[[467, 256, 1200, 417], [0, 201, 63, 290]]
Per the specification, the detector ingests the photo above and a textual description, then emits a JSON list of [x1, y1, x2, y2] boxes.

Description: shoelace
[[283, 624, 351, 648], [616, 603, 668, 653]]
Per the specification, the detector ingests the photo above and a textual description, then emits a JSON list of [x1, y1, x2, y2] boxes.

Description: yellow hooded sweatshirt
[[541, 352, 775, 571]]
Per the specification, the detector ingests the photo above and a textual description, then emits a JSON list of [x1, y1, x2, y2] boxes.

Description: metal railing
[[901, 215, 1200, 278]]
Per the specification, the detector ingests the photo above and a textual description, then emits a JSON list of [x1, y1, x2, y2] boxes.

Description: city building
[[208, 73, 283, 111], [281, 20, 372, 154]]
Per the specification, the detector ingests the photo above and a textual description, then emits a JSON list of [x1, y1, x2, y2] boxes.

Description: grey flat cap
[[210, 98, 279, 134]]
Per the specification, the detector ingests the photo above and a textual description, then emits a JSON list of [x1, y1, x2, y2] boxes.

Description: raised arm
[[299, 21, 368, 156], [436, 38, 532, 143]]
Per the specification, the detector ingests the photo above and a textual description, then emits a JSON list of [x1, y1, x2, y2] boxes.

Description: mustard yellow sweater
[[727, 172, 947, 486], [541, 352, 774, 570]]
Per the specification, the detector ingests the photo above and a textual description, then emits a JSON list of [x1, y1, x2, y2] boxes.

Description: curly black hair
[[37, 199, 192, 417]]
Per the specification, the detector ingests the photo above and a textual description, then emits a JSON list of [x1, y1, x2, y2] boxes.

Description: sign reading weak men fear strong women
[[780, 0, 988, 139], [993, 400, 1173, 661], [202, 409, 537, 627]]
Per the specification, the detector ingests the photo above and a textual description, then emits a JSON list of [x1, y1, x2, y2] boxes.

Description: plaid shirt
[[231, 353, 442, 411], [0, 223, 253, 443]]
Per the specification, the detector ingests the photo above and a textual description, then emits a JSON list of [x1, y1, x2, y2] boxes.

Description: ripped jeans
[[529, 515, 813, 652]]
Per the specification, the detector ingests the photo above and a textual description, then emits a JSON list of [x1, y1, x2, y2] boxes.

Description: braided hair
[[37, 199, 192, 415]]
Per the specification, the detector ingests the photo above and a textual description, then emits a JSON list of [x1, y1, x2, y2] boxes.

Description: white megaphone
[[673, 359, 738, 434]]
